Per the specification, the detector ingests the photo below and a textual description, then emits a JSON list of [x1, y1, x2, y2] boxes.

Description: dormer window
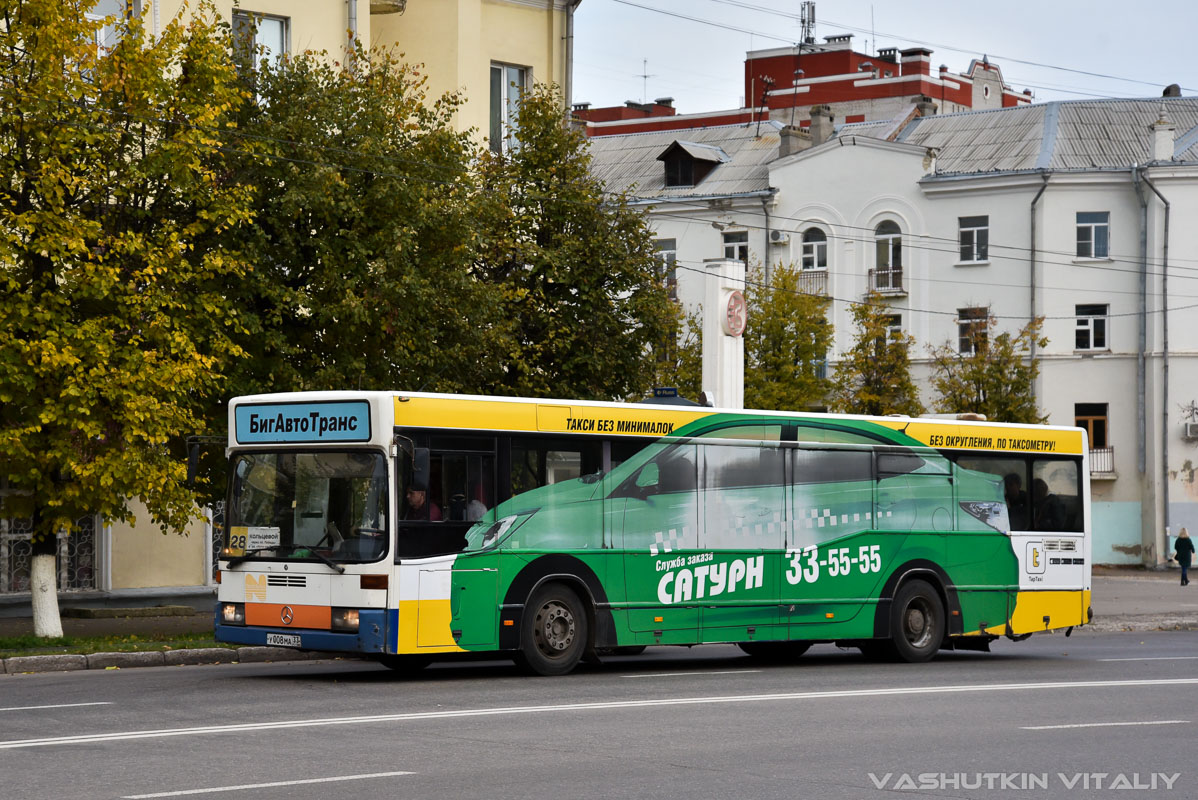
[[657, 140, 730, 188]]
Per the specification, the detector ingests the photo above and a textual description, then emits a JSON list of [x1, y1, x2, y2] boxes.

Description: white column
[[701, 258, 746, 410]]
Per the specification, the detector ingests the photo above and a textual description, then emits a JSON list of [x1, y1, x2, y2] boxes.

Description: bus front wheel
[[517, 583, 589, 676], [890, 579, 944, 663]]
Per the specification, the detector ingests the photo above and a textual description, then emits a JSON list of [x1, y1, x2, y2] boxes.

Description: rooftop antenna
[[800, 1, 815, 45], [637, 58, 656, 104]]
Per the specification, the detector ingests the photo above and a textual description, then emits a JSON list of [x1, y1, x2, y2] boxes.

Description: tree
[[929, 314, 1047, 423], [828, 293, 925, 416], [220, 43, 507, 408], [650, 302, 703, 403], [743, 263, 833, 410], [473, 83, 676, 401], [0, 2, 254, 635]]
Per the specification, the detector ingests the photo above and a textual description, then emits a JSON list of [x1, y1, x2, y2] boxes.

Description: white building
[[588, 97, 1198, 566]]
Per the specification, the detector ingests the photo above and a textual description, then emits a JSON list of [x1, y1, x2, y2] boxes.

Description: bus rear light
[[221, 603, 245, 626], [360, 574, 388, 590], [331, 608, 360, 633]]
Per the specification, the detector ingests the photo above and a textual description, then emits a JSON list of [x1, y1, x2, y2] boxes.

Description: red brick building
[[575, 34, 1031, 137]]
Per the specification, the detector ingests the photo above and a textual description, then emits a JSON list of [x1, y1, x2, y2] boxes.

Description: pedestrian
[[1174, 528, 1194, 586]]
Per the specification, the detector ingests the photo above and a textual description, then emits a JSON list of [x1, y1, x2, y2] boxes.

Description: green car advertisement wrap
[[400, 412, 1083, 665]]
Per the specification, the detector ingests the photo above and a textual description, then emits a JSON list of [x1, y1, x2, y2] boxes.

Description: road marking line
[[0, 702, 114, 712], [622, 670, 761, 678], [120, 771, 415, 798], [1022, 720, 1189, 730], [4, 678, 1198, 750], [1099, 656, 1198, 662]]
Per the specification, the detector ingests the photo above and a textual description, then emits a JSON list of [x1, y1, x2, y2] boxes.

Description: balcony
[[868, 267, 906, 296], [1089, 446, 1116, 479], [797, 269, 828, 296]]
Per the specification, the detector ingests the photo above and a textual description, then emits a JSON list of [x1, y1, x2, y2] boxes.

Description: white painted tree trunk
[[31, 553, 64, 638]]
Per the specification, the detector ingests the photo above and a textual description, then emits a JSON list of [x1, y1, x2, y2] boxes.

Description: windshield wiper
[[224, 543, 345, 573]]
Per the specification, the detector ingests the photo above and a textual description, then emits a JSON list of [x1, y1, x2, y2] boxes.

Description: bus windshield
[[225, 450, 389, 563]]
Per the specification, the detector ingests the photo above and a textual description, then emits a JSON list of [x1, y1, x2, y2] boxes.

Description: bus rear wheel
[[517, 583, 589, 676], [890, 579, 944, 663]]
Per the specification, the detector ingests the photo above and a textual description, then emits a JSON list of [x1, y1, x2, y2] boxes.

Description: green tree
[[0, 2, 253, 635], [650, 302, 702, 403], [828, 293, 924, 416], [744, 263, 833, 410], [929, 314, 1047, 423], [222, 44, 505, 403], [473, 83, 676, 401]]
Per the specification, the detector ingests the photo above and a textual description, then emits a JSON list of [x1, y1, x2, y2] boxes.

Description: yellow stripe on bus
[[394, 396, 711, 437], [879, 420, 1086, 456]]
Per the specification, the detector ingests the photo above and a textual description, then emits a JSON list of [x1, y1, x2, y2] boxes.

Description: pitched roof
[[847, 97, 1198, 176], [587, 122, 782, 201]]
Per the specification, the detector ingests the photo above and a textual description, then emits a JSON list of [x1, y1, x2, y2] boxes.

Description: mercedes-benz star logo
[[280, 606, 294, 625]]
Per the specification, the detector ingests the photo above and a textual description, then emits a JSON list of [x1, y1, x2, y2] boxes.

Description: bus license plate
[[266, 633, 301, 647]]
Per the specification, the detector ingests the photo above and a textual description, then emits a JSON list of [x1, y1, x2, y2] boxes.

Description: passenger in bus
[[1003, 473, 1029, 530], [1031, 479, 1064, 530], [467, 482, 489, 521], [404, 480, 442, 522]]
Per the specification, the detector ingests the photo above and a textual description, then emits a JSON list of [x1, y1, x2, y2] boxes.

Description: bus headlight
[[960, 501, 1009, 532], [331, 608, 360, 633], [221, 602, 246, 626]]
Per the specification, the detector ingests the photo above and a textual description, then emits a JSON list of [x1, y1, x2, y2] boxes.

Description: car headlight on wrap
[[959, 501, 1010, 532]]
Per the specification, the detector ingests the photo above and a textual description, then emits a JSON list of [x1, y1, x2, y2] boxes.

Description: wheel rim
[[534, 600, 576, 657], [903, 597, 935, 649]]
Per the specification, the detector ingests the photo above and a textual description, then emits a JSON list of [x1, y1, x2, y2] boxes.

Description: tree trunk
[[30, 533, 63, 639]]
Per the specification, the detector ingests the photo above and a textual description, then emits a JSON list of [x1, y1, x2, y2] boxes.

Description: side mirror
[[412, 447, 430, 490], [634, 462, 660, 490]]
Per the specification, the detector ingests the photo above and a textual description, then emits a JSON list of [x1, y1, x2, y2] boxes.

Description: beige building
[[0, 1, 578, 608], [131, 0, 580, 149]]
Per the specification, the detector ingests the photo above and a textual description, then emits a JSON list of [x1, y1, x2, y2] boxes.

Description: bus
[[214, 391, 1092, 675]]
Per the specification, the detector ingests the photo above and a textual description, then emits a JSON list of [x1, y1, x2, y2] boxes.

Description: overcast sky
[[573, 0, 1194, 113]]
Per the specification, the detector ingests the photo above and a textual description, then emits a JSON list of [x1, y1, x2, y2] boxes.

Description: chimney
[[778, 125, 812, 158], [1163, 84, 1181, 97], [1151, 107, 1176, 161], [810, 105, 834, 145], [654, 97, 674, 107], [915, 96, 938, 117]]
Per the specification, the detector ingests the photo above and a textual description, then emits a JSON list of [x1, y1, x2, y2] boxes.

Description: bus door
[[617, 442, 700, 637], [783, 447, 876, 631], [698, 439, 784, 640], [398, 435, 500, 650]]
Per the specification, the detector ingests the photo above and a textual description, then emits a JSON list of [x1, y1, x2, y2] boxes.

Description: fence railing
[[868, 267, 905, 295], [1089, 445, 1115, 475]]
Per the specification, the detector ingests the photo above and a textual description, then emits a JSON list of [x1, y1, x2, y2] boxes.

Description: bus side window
[[954, 456, 1030, 531], [1032, 459, 1082, 532]]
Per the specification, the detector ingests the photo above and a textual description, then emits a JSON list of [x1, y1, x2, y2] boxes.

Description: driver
[[404, 479, 442, 521]]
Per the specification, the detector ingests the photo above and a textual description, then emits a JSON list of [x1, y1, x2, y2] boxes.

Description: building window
[[874, 314, 902, 353], [723, 231, 749, 263], [490, 63, 528, 154], [1075, 304, 1109, 350], [875, 220, 901, 270], [88, 1, 142, 52], [233, 10, 288, 72], [958, 215, 989, 262], [654, 239, 678, 301], [957, 307, 988, 354], [1076, 212, 1110, 259], [801, 228, 828, 270], [1075, 403, 1108, 448]]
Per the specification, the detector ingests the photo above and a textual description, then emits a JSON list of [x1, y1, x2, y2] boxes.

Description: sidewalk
[[1, 567, 1194, 674]]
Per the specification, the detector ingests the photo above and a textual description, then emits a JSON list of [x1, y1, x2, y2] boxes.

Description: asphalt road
[[3, 630, 1196, 800]]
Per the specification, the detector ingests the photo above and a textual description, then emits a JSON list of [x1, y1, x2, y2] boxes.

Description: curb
[[2, 647, 354, 674]]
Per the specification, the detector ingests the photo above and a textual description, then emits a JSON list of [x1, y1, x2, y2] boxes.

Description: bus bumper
[[213, 608, 387, 654]]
